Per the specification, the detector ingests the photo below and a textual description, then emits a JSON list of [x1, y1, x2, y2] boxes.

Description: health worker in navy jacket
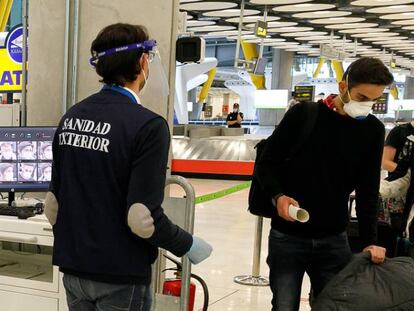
[[44, 23, 212, 311]]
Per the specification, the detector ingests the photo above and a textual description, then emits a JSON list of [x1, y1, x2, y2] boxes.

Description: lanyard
[[103, 85, 138, 104]]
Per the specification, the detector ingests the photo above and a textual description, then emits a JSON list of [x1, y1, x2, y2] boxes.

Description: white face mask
[[340, 89, 375, 120]]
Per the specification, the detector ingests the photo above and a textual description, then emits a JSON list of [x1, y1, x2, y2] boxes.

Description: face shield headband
[[89, 40, 157, 67]]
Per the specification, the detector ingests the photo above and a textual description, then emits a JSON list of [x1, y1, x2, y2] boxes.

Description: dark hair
[[90, 23, 149, 86], [233, 103, 239, 107], [342, 57, 394, 89]]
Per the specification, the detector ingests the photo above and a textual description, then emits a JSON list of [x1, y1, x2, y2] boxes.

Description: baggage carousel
[[171, 134, 268, 178]]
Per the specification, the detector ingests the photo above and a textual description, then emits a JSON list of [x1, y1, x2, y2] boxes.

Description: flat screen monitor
[[0, 127, 56, 205]]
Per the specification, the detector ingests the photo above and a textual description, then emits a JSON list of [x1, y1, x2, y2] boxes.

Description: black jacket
[[312, 252, 414, 311], [51, 88, 193, 284], [256, 102, 384, 246]]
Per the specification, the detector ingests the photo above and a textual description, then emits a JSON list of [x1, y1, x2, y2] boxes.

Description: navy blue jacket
[[51, 87, 193, 284]]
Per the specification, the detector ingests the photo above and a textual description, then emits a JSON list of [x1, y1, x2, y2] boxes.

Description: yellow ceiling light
[[351, 0, 414, 6], [367, 5, 414, 13], [293, 11, 351, 19], [380, 12, 414, 19], [203, 9, 261, 17], [281, 31, 327, 37], [251, 0, 312, 4], [225, 16, 280, 23], [310, 17, 366, 24], [339, 28, 390, 34], [326, 23, 378, 29], [268, 26, 314, 33], [187, 25, 236, 32], [272, 3, 335, 13], [180, 2, 237, 11], [351, 32, 399, 38]]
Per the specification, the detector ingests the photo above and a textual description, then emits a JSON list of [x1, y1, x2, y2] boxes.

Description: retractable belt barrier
[[194, 181, 251, 204]]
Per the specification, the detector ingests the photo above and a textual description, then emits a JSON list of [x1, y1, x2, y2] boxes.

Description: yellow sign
[[0, 25, 24, 92], [255, 21, 268, 38], [0, 49, 23, 92], [257, 26, 267, 37]]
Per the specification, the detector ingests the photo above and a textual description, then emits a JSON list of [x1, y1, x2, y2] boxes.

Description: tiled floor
[[169, 179, 312, 311]]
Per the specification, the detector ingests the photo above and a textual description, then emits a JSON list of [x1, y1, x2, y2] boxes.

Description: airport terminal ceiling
[[180, 0, 414, 70]]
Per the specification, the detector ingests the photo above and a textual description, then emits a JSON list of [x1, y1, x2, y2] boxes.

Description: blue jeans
[[267, 229, 352, 311], [63, 274, 152, 311]]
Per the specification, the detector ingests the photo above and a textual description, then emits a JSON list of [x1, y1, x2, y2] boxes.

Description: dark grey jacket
[[312, 253, 414, 311]]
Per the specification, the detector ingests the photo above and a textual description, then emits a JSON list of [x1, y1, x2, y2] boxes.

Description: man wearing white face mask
[[255, 57, 394, 311], [45, 23, 212, 311]]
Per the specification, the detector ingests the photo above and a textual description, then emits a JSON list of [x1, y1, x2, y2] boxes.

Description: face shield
[[90, 40, 169, 97], [143, 49, 169, 97]]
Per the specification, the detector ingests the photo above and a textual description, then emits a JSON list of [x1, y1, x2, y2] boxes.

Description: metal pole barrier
[[152, 176, 195, 311], [166, 176, 195, 311], [234, 216, 269, 286]]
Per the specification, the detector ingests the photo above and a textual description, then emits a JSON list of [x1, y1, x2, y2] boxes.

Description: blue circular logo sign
[[6, 26, 23, 64]]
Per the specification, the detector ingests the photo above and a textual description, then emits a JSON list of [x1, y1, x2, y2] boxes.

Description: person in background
[[314, 92, 326, 102], [380, 121, 414, 244], [44, 23, 212, 311], [382, 120, 414, 177], [287, 91, 298, 110], [256, 57, 394, 311], [226, 103, 244, 128]]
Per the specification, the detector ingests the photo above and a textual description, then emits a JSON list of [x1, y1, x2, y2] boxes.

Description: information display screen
[[294, 85, 315, 102], [0, 127, 56, 191]]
